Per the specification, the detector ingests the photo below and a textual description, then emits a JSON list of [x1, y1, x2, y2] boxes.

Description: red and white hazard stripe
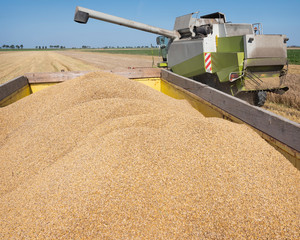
[[204, 53, 212, 73]]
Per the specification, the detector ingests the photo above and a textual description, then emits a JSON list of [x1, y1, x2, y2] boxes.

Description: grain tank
[[74, 6, 289, 106]]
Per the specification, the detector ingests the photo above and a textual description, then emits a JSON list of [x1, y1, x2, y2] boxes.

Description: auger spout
[[74, 6, 180, 40]]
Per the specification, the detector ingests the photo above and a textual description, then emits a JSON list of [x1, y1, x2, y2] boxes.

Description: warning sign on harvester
[[204, 53, 212, 73]]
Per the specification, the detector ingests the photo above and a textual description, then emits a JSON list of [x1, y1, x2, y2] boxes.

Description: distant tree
[[16, 45, 20, 49], [20, 44, 23, 49], [10, 45, 15, 49], [39, 46, 41, 49]]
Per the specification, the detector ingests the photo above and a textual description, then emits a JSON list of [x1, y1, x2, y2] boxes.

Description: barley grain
[[0, 71, 299, 239]]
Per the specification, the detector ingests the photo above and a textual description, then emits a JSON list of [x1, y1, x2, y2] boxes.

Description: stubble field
[[0, 50, 160, 84], [0, 50, 299, 122]]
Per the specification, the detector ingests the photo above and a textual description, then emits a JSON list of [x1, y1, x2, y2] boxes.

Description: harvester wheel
[[254, 91, 267, 107]]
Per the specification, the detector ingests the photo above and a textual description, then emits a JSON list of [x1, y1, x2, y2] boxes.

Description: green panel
[[217, 36, 244, 53], [212, 52, 244, 82], [171, 54, 205, 78], [171, 51, 244, 81]]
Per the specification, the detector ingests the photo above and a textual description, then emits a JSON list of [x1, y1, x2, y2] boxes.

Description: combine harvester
[[74, 6, 289, 107], [0, 6, 299, 169]]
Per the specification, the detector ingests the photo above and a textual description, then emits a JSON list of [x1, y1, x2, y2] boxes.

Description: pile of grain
[[0, 72, 299, 239]]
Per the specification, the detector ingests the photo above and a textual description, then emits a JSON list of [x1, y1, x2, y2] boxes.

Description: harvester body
[[74, 7, 289, 106]]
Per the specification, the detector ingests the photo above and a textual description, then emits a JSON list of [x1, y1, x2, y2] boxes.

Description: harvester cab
[[74, 6, 289, 106]]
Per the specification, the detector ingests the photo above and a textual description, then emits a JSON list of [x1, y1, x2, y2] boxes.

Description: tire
[[254, 91, 267, 107]]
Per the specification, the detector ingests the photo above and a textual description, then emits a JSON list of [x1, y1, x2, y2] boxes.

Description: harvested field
[[59, 50, 160, 70], [0, 71, 299, 239], [263, 101, 300, 123], [0, 50, 159, 85], [264, 65, 300, 123], [268, 73, 300, 110], [0, 50, 299, 122], [0, 51, 99, 84]]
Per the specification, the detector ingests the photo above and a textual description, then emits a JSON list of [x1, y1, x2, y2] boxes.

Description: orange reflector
[[229, 73, 239, 82]]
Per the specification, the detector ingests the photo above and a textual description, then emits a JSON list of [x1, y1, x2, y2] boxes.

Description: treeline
[[35, 45, 66, 49], [2, 44, 23, 49], [1, 44, 158, 50], [49, 45, 66, 49], [102, 46, 158, 49], [76, 45, 158, 49], [0, 44, 67, 49]]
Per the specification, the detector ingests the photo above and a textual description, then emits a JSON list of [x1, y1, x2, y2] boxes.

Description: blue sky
[[1, 0, 299, 48]]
